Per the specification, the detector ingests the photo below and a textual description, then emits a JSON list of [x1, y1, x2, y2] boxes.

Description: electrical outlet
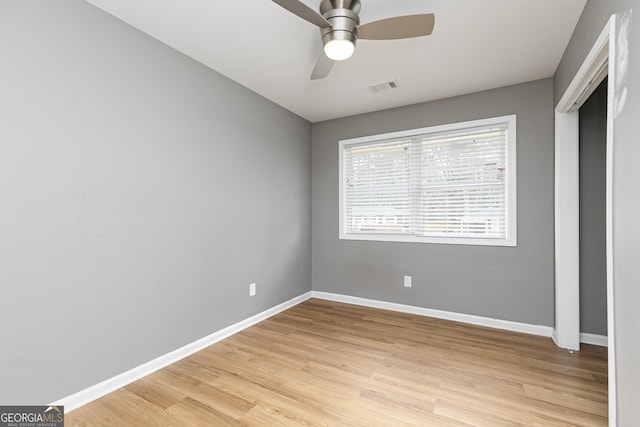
[[404, 275, 412, 288], [249, 283, 256, 297]]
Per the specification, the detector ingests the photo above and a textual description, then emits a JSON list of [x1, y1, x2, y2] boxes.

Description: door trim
[[553, 15, 616, 425]]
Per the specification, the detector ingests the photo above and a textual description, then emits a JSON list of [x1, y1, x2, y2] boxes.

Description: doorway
[[579, 78, 608, 346], [554, 15, 616, 425]]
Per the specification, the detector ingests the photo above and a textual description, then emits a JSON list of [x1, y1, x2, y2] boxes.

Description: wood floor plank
[[166, 397, 242, 426], [66, 299, 607, 426], [433, 398, 526, 426], [180, 382, 255, 420], [125, 376, 185, 410]]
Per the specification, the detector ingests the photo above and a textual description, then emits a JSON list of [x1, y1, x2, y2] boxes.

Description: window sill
[[339, 233, 517, 247]]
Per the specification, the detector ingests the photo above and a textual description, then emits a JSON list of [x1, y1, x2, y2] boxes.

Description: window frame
[[338, 115, 517, 247]]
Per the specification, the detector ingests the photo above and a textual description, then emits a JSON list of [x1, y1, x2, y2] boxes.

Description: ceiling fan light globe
[[324, 39, 355, 61]]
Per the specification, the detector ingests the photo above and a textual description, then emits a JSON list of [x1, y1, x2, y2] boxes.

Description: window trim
[[338, 115, 517, 247]]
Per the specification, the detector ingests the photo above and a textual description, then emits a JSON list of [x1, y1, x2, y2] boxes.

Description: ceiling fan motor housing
[[319, 0, 360, 50]]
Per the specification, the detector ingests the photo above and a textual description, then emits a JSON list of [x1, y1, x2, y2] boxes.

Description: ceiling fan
[[271, 0, 435, 80]]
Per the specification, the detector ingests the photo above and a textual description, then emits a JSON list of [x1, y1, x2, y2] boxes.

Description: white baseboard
[[51, 291, 313, 412], [580, 332, 608, 347], [311, 291, 553, 338]]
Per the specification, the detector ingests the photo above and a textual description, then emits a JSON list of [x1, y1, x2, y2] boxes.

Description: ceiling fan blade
[[358, 13, 435, 40], [271, 0, 332, 29], [311, 52, 335, 80]]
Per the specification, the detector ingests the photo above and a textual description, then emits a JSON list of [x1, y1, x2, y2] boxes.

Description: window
[[339, 115, 517, 246]]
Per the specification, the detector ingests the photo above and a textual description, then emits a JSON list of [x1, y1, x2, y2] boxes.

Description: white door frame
[[553, 15, 616, 425]]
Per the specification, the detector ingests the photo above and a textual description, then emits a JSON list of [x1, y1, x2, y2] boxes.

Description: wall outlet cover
[[404, 276, 412, 288]]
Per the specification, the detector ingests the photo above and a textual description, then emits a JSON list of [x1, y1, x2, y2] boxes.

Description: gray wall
[[0, 0, 311, 404], [579, 78, 607, 336], [555, 0, 639, 424], [312, 79, 555, 327]]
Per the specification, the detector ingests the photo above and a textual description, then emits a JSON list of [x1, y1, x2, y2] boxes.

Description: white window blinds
[[340, 116, 516, 246]]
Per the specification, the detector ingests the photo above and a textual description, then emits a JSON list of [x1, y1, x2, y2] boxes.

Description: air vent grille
[[367, 80, 399, 93]]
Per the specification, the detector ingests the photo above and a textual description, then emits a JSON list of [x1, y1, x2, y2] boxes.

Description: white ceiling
[[84, 0, 586, 122]]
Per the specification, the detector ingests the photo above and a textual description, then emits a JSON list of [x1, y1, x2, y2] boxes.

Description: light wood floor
[[66, 299, 608, 426]]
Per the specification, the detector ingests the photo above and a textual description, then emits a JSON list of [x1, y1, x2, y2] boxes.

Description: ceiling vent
[[367, 80, 398, 93]]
